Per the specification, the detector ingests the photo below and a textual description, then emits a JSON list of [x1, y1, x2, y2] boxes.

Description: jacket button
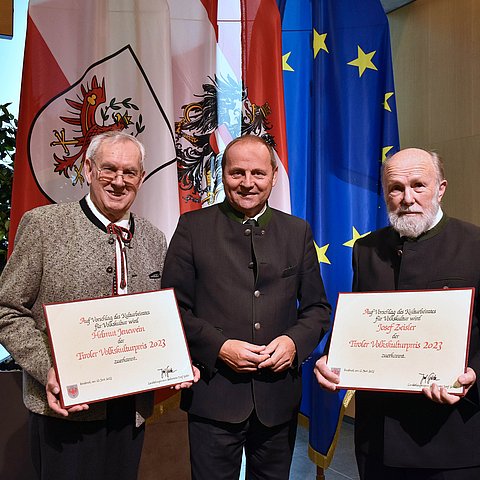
[[261, 230, 265, 235], [108, 237, 115, 245], [106, 266, 113, 273], [254, 322, 261, 330], [244, 228, 252, 236], [254, 290, 261, 298], [248, 262, 255, 269]]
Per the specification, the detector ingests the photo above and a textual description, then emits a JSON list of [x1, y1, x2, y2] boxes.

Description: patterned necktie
[[107, 223, 132, 292]]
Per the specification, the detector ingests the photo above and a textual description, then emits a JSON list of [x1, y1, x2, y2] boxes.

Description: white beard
[[388, 196, 440, 239]]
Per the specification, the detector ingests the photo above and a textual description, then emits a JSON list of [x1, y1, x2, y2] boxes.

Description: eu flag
[[281, 0, 400, 468]]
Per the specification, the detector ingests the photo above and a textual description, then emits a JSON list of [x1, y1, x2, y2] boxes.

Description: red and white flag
[[11, 0, 179, 245], [168, 0, 290, 214]]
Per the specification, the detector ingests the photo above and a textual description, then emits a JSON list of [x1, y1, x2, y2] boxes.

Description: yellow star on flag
[[383, 92, 394, 112], [313, 29, 328, 58], [282, 52, 294, 72], [382, 146, 394, 163], [343, 227, 370, 248], [314, 241, 331, 264], [347, 46, 377, 77]]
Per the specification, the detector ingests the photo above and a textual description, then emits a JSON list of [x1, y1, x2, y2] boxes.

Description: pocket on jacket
[[281, 265, 298, 278]]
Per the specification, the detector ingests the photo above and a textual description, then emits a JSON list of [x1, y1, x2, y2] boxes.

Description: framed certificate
[[327, 288, 474, 394], [44, 289, 194, 407]]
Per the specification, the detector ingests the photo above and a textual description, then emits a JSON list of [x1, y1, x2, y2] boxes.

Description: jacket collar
[[79, 196, 135, 236], [390, 213, 449, 244], [219, 199, 273, 227]]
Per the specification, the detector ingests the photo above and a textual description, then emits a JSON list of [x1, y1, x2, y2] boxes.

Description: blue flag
[[281, 0, 400, 468]]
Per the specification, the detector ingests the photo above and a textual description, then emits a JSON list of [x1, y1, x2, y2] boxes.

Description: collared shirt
[[430, 207, 444, 230], [220, 200, 273, 228], [242, 204, 267, 224], [86, 194, 130, 295]]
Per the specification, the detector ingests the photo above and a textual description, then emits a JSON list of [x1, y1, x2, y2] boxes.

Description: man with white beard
[[315, 148, 480, 479]]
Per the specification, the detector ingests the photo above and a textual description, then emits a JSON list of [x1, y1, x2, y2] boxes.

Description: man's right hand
[[46, 367, 90, 417], [313, 355, 340, 391], [219, 339, 270, 373]]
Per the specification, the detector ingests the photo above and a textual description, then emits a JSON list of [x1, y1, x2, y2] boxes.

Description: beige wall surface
[[389, 0, 480, 224]]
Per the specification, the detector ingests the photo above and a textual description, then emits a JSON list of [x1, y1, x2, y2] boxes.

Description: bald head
[[382, 148, 448, 238], [382, 148, 445, 192]]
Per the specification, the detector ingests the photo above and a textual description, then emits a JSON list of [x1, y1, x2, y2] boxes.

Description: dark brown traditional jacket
[[162, 201, 331, 427], [353, 215, 480, 469]]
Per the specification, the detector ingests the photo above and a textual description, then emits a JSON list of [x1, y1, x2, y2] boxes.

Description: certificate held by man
[[327, 288, 474, 394], [44, 289, 194, 407]]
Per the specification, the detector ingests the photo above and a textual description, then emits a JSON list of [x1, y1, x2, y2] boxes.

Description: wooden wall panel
[[389, 0, 480, 224], [0, 0, 13, 37], [139, 403, 191, 480]]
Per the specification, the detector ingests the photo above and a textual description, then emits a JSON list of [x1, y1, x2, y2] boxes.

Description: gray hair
[[428, 151, 446, 185], [86, 131, 145, 171]]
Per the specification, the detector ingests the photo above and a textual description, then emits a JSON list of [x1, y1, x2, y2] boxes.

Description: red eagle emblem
[[66, 384, 79, 399], [50, 75, 144, 186]]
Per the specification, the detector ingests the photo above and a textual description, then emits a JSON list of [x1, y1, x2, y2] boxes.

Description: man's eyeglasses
[[91, 161, 143, 186]]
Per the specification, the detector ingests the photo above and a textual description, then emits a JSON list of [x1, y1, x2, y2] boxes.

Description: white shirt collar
[[86, 194, 130, 229], [243, 203, 267, 223], [430, 207, 444, 230]]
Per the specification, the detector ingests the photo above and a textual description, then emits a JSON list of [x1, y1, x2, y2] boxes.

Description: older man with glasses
[[0, 131, 197, 480]]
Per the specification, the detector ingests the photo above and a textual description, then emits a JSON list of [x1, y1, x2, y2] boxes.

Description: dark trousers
[[357, 451, 480, 480], [188, 411, 297, 480], [29, 396, 145, 480]]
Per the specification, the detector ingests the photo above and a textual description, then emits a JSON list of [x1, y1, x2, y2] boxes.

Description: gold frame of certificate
[[44, 289, 193, 408], [327, 288, 474, 394]]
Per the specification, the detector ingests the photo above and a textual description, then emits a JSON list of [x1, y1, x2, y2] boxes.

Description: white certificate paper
[[327, 289, 474, 394], [44, 289, 193, 407]]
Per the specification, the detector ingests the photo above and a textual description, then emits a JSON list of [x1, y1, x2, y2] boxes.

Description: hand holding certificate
[[327, 289, 474, 394], [45, 289, 194, 408]]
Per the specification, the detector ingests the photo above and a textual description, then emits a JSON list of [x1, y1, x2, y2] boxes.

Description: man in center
[[162, 135, 331, 480]]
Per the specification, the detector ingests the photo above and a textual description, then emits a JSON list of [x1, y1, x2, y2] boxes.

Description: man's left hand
[[422, 367, 476, 405], [173, 365, 201, 390], [257, 335, 296, 372], [46, 367, 89, 416]]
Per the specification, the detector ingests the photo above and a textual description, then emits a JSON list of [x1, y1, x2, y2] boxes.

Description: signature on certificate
[[418, 372, 439, 385], [159, 366, 177, 379]]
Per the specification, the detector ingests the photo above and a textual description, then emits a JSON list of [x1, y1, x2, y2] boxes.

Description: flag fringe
[[301, 390, 355, 470]]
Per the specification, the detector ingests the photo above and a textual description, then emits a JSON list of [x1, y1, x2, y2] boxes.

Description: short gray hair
[[428, 151, 446, 185], [86, 131, 145, 171]]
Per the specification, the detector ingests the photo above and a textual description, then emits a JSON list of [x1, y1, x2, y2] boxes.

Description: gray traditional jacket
[[0, 199, 166, 425]]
